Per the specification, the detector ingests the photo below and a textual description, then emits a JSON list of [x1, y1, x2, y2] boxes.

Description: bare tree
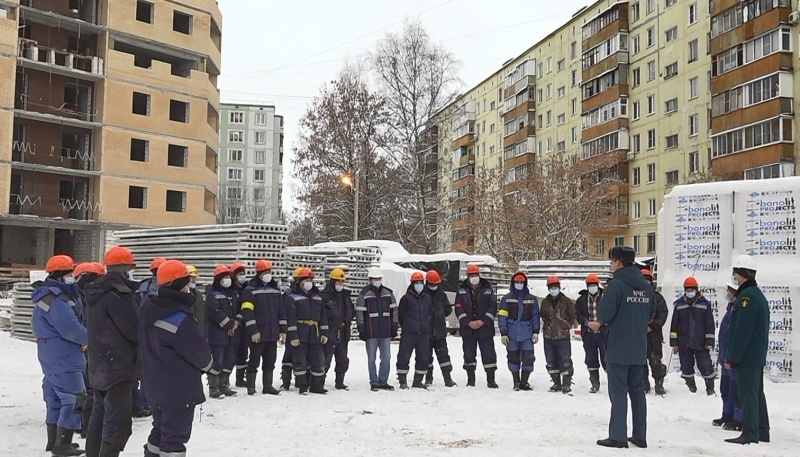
[[371, 20, 461, 253], [216, 183, 280, 224]]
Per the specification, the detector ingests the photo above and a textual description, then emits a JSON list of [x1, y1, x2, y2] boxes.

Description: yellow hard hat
[[330, 268, 346, 281], [186, 265, 199, 277], [292, 267, 303, 279]]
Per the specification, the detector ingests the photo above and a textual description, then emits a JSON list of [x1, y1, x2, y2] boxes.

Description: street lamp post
[[340, 172, 359, 241]]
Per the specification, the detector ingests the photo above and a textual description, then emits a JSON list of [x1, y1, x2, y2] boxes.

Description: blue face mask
[[685, 291, 697, 299], [514, 283, 525, 291], [730, 276, 739, 286], [237, 275, 247, 284], [414, 283, 424, 294], [64, 275, 76, 285], [549, 289, 560, 297], [189, 282, 196, 290]]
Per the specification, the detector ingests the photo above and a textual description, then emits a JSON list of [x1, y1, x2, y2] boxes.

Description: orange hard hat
[[157, 260, 190, 285], [297, 267, 314, 280], [512, 272, 527, 282], [231, 262, 246, 274], [641, 269, 653, 279], [213, 265, 230, 277], [104, 246, 134, 266], [74, 262, 104, 279], [255, 259, 272, 272], [92, 262, 106, 275], [410, 272, 424, 282], [586, 273, 600, 284], [546, 275, 561, 286], [466, 264, 480, 275], [149, 257, 166, 271], [426, 270, 442, 284], [684, 276, 699, 288], [46, 255, 75, 273]]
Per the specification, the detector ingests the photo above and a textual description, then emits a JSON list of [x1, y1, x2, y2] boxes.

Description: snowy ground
[[2, 332, 798, 456]]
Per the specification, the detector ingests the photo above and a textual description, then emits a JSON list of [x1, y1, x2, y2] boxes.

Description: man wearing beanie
[[139, 260, 216, 457]]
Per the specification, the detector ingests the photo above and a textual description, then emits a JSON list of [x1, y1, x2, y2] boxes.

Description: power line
[[438, 11, 579, 42]]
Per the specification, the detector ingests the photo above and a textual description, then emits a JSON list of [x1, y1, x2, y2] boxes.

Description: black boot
[[398, 373, 409, 390], [723, 420, 743, 431], [246, 371, 257, 396], [725, 435, 758, 445], [643, 376, 651, 394], [309, 376, 327, 394], [589, 370, 601, 394], [466, 370, 476, 387], [46, 423, 57, 452], [98, 441, 119, 457], [84, 434, 101, 457], [654, 377, 666, 396], [705, 378, 716, 396], [561, 375, 573, 394], [425, 368, 434, 386], [412, 373, 427, 389], [512, 371, 521, 391], [685, 376, 697, 393], [281, 365, 292, 390], [51, 428, 83, 456], [262, 371, 280, 395], [548, 373, 562, 392], [219, 372, 237, 396], [235, 368, 246, 387], [209, 374, 223, 399], [143, 442, 159, 457], [442, 370, 457, 387], [298, 374, 309, 395], [486, 370, 498, 389], [519, 371, 532, 391], [713, 413, 732, 426], [335, 372, 349, 390]]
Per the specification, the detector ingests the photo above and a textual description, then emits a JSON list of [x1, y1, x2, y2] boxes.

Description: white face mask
[[428, 285, 438, 291], [685, 291, 697, 299], [127, 270, 136, 281], [64, 275, 76, 285], [588, 286, 599, 295], [334, 284, 344, 292], [237, 275, 247, 284], [189, 282, 196, 290], [549, 288, 560, 297], [514, 283, 525, 291], [414, 283, 424, 294], [469, 277, 480, 286], [371, 280, 382, 288], [302, 281, 313, 292], [220, 277, 232, 288], [261, 274, 272, 284]]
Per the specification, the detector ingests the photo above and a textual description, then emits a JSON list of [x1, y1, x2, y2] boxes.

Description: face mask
[[334, 284, 344, 292], [730, 276, 739, 286], [261, 274, 272, 284], [127, 270, 136, 281], [189, 282, 196, 290], [64, 275, 76, 285], [428, 285, 438, 291], [588, 286, 599, 295], [237, 275, 247, 284], [514, 283, 525, 291], [414, 283, 424, 294], [469, 277, 480, 286], [372, 280, 382, 288], [685, 291, 697, 299], [549, 289, 560, 297], [220, 278, 232, 288], [302, 281, 313, 292]]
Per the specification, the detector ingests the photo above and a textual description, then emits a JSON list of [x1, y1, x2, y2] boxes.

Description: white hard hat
[[726, 282, 738, 290], [732, 255, 757, 272], [367, 267, 383, 279]]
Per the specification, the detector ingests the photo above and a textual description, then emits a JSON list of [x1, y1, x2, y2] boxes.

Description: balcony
[[712, 142, 794, 175], [8, 169, 97, 221], [451, 130, 476, 150], [711, 52, 793, 95], [712, 97, 793, 132], [581, 3, 628, 51], [592, 211, 629, 232], [711, 4, 791, 55], [12, 118, 97, 176], [18, 38, 104, 79], [503, 100, 535, 121], [582, 52, 628, 83], [504, 125, 535, 148], [503, 74, 536, 100]]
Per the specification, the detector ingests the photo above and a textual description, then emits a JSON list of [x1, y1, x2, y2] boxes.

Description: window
[[614, 236, 625, 247], [557, 86, 566, 98], [632, 134, 641, 153], [228, 149, 243, 162], [226, 207, 241, 220], [130, 138, 148, 162], [571, 70, 577, 87], [633, 201, 641, 219], [128, 186, 146, 209], [254, 150, 266, 164], [572, 127, 579, 143], [228, 168, 243, 181], [537, 63, 543, 78], [254, 113, 266, 125], [228, 131, 244, 143], [167, 144, 187, 167], [226, 186, 243, 200], [169, 100, 189, 123], [229, 111, 244, 124], [648, 198, 657, 216], [664, 62, 678, 78], [557, 113, 566, 125], [173, 10, 193, 35], [546, 84, 552, 99], [136, 1, 153, 24], [711, 117, 790, 158], [647, 95, 656, 115], [689, 2, 698, 24], [581, 98, 628, 130], [646, 27, 655, 47], [633, 35, 640, 54], [647, 0, 655, 14], [547, 57, 552, 73], [546, 138, 553, 152], [711, 74, 781, 116], [596, 239, 606, 256], [666, 0, 676, 7], [254, 131, 266, 145], [557, 141, 566, 152], [689, 114, 699, 136], [165, 190, 186, 212], [689, 76, 699, 99], [253, 188, 265, 201], [582, 68, 626, 99], [490, 101, 496, 111], [581, 131, 621, 159], [132, 92, 150, 115], [253, 169, 265, 182], [632, 2, 640, 21], [571, 41, 577, 59], [688, 39, 699, 62], [647, 60, 656, 80], [490, 123, 495, 132], [546, 110, 552, 126], [558, 59, 566, 71], [744, 163, 792, 180], [647, 129, 656, 149], [647, 233, 657, 253], [665, 26, 678, 42], [571, 98, 578, 115], [665, 97, 678, 113], [666, 134, 679, 148], [689, 151, 700, 173], [582, 33, 629, 69], [633, 101, 640, 120], [647, 163, 656, 182], [633, 167, 641, 186], [632, 67, 641, 87], [666, 170, 679, 184]]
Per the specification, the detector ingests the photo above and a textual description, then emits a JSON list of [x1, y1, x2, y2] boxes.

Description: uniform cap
[[586, 273, 600, 284], [410, 272, 424, 282], [466, 264, 480, 275], [330, 268, 346, 281], [609, 246, 636, 263], [157, 260, 190, 286], [425, 270, 442, 284], [104, 246, 135, 266], [186, 265, 199, 277], [213, 265, 230, 277], [546, 275, 561, 286], [683, 276, 699, 288], [149, 257, 166, 271], [46, 255, 75, 273], [255, 260, 272, 273]]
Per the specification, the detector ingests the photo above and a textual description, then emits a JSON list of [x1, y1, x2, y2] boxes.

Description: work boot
[[309, 376, 327, 394], [281, 366, 292, 390], [685, 376, 697, 393], [298, 376, 309, 395], [589, 370, 601, 394], [486, 370, 498, 389], [425, 368, 434, 386], [143, 443, 159, 457], [643, 376, 651, 394], [412, 373, 427, 389], [466, 370, 476, 387], [519, 371, 532, 391], [84, 434, 101, 457], [442, 370, 457, 387], [46, 423, 57, 452], [548, 373, 562, 392], [335, 372, 349, 390], [725, 435, 758, 445], [208, 374, 223, 399], [51, 428, 83, 456], [235, 368, 246, 388], [654, 377, 666, 396], [712, 414, 732, 427], [398, 373, 409, 390], [262, 371, 280, 395], [98, 441, 120, 457], [561, 375, 573, 395], [245, 371, 257, 396], [512, 371, 521, 391], [705, 378, 716, 396], [723, 421, 743, 431], [219, 372, 237, 396]]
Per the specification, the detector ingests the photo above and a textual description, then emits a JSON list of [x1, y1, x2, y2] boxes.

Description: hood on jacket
[[32, 278, 76, 302], [324, 278, 349, 294], [84, 272, 135, 305], [141, 287, 196, 326], [612, 265, 654, 292]]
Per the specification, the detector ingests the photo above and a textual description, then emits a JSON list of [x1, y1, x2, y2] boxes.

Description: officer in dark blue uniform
[[204, 265, 240, 399], [455, 264, 498, 388]]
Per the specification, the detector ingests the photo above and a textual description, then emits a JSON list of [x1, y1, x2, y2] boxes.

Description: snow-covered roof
[[314, 240, 409, 259]]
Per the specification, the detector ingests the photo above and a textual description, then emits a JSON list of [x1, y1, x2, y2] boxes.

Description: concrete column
[[34, 228, 54, 266]]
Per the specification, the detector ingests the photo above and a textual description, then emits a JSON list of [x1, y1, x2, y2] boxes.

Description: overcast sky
[[217, 0, 594, 216]]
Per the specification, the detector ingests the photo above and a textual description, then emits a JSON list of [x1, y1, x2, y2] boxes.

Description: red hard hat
[[149, 257, 166, 271], [157, 260, 190, 285], [641, 269, 653, 279], [426, 270, 442, 284], [104, 246, 134, 266], [684, 276, 699, 288], [231, 262, 246, 274], [546, 275, 561, 286], [297, 267, 314, 280], [92, 262, 106, 275], [410, 272, 424, 282], [74, 262, 105, 279], [255, 259, 272, 272], [586, 273, 600, 284], [466, 264, 480, 275], [213, 265, 230, 277], [512, 272, 527, 282], [46, 255, 75, 273]]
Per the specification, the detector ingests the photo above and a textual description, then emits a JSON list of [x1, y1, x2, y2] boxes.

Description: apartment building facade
[[434, 0, 796, 259], [218, 103, 284, 224], [0, 0, 221, 265]]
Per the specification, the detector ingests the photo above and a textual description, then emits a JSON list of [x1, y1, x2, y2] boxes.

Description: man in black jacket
[[320, 268, 355, 390], [84, 246, 141, 457], [425, 270, 456, 387], [642, 269, 668, 396]]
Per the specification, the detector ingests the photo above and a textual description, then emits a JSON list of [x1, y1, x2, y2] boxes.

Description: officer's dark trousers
[[736, 366, 770, 442], [324, 337, 350, 374], [396, 332, 430, 376], [146, 406, 195, 454], [607, 363, 647, 443], [645, 333, 666, 380], [428, 337, 453, 374], [582, 332, 606, 371], [87, 380, 133, 453], [544, 338, 574, 376], [210, 342, 239, 373], [293, 343, 325, 380], [247, 340, 277, 375], [678, 348, 714, 378], [461, 335, 497, 372]]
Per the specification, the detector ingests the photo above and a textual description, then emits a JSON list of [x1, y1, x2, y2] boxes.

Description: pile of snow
[[315, 240, 409, 260]]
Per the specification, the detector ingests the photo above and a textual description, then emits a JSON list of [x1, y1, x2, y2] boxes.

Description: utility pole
[[353, 171, 359, 241]]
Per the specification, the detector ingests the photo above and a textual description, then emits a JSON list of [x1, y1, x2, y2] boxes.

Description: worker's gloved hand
[[251, 333, 261, 344], [501, 336, 509, 346], [320, 335, 328, 345], [290, 339, 300, 347], [532, 334, 539, 344], [672, 346, 679, 354], [279, 333, 286, 344]]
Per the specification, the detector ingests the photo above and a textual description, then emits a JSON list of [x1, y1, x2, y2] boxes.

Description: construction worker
[[73, 262, 105, 440], [641, 269, 668, 396], [498, 271, 540, 391], [356, 267, 398, 391], [230, 262, 250, 388], [424, 270, 456, 387], [285, 268, 329, 395], [139, 260, 216, 457], [280, 267, 303, 390], [541, 275, 577, 394], [576, 273, 606, 393], [186, 265, 206, 339], [240, 260, 286, 396], [396, 272, 432, 389], [670, 276, 716, 395], [133, 257, 164, 419], [724, 255, 770, 445], [455, 264, 498, 388], [320, 268, 355, 390], [32, 255, 86, 457], [137, 258, 165, 300], [714, 282, 743, 432], [204, 265, 240, 399], [84, 246, 141, 457]]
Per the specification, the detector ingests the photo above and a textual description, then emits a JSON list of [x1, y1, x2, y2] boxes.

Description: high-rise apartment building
[[218, 103, 284, 224], [433, 0, 794, 258], [0, 0, 222, 264]]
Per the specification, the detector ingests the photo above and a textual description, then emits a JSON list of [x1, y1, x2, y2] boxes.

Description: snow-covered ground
[[1, 331, 797, 456]]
